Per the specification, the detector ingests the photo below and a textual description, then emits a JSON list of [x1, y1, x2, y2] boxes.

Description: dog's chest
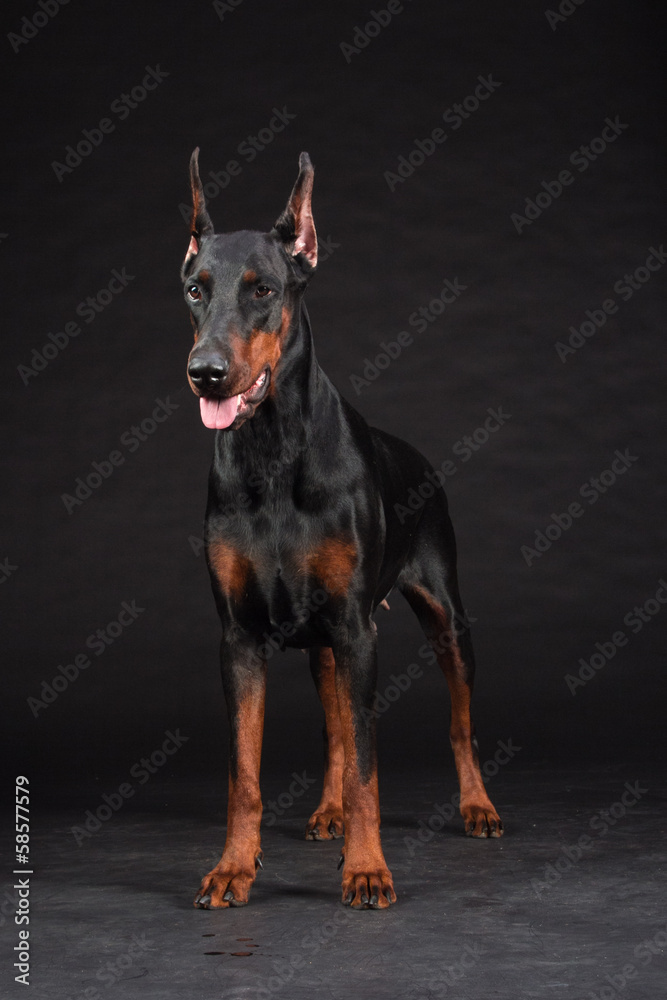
[[208, 522, 357, 599], [206, 438, 365, 640]]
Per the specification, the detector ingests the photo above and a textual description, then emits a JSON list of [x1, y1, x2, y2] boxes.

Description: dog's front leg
[[334, 627, 397, 909], [194, 640, 266, 908], [306, 646, 345, 840]]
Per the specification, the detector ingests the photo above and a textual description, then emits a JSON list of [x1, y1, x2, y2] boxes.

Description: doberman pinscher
[[181, 150, 502, 910]]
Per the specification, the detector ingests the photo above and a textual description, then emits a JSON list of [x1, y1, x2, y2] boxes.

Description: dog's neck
[[214, 300, 343, 470]]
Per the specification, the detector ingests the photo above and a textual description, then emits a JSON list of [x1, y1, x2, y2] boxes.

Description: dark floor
[[4, 767, 666, 999]]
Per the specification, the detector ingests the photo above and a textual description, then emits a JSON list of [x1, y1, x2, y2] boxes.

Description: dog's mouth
[[199, 367, 271, 430]]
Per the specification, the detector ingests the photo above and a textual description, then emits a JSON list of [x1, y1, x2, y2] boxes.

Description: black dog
[[181, 150, 502, 910]]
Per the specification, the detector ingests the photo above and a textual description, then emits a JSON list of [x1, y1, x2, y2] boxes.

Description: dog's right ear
[[182, 148, 214, 276]]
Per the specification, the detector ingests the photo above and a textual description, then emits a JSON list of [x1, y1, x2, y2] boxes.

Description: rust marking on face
[[208, 540, 252, 601], [243, 331, 282, 375], [198, 269, 210, 283], [242, 269, 257, 283], [279, 304, 292, 337], [308, 538, 358, 597], [228, 306, 293, 392]]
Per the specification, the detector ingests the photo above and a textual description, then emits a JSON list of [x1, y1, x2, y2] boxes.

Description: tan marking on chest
[[208, 540, 252, 600], [307, 539, 358, 597]]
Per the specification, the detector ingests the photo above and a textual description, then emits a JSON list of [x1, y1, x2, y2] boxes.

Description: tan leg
[[334, 635, 396, 909], [306, 647, 345, 840], [194, 651, 266, 907], [403, 583, 503, 838]]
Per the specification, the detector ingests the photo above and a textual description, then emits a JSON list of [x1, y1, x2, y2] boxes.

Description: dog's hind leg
[[398, 500, 503, 838]]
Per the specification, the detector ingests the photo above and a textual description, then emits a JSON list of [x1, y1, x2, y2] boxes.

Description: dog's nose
[[188, 358, 230, 392]]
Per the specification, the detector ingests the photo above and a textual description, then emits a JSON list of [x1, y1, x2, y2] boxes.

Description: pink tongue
[[200, 395, 240, 429]]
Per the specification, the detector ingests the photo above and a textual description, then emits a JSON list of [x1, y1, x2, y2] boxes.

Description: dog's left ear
[[182, 147, 214, 275], [273, 152, 317, 270]]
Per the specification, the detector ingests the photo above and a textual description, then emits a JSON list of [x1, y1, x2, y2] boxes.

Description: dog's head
[[181, 150, 317, 430]]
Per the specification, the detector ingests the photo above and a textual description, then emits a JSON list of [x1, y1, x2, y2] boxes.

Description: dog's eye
[[255, 285, 272, 298], [187, 285, 202, 301]]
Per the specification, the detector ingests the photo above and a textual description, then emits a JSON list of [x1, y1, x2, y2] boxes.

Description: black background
[[2, 0, 666, 799]]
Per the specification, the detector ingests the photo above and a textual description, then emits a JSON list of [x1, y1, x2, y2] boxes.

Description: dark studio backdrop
[[2, 0, 665, 803]]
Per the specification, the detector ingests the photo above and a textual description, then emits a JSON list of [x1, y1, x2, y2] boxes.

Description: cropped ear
[[273, 152, 317, 270], [182, 147, 214, 274]]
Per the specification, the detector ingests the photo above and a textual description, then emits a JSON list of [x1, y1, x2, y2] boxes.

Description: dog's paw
[[340, 858, 396, 909], [194, 854, 262, 908], [305, 806, 344, 840], [461, 801, 503, 838]]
